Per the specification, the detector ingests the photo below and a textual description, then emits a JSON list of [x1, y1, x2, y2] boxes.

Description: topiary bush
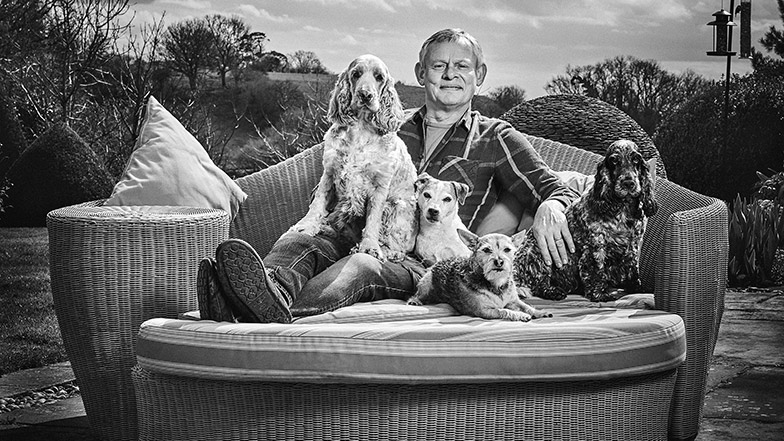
[[1, 123, 114, 227], [655, 68, 784, 201]]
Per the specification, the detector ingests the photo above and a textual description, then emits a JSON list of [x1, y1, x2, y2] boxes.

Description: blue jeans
[[262, 229, 426, 317]]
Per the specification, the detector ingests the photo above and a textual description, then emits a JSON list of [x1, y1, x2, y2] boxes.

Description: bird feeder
[[707, 8, 737, 56]]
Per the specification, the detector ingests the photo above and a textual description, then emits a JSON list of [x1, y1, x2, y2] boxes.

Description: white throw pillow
[[105, 96, 246, 218]]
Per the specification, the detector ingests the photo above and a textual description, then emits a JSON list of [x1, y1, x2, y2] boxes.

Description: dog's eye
[[352, 70, 362, 80], [503, 247, 512, 254], [423, 192, 431, 199], [443, 196, 452, 203], [375, 73, 384, 82], [481, 247, 492, 254]]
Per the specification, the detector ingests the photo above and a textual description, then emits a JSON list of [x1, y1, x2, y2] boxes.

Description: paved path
[[1, 289, 781, 440], [698, 289, 784, 440]]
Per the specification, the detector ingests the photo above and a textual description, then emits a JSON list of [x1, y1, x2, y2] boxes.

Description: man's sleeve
[[494, 125, 580, 212]]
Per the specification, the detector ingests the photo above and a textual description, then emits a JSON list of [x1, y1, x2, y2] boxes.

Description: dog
[[413, 172, 472, 267], [512, 139, 658, 302], [288, 54, 417, 262], [408, 229, 551, 322]]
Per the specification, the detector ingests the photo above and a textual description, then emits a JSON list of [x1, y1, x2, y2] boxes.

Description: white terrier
[[414, 173, 471, 267]]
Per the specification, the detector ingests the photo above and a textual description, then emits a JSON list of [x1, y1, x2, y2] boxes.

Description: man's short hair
[[418, 28, 485, 68]]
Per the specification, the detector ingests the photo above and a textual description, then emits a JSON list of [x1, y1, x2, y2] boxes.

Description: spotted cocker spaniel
[[512, 140, 658, 302], [288, 54, 417, 262]]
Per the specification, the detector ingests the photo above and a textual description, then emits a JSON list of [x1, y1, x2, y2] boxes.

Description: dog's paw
[[289, 220, 321, 236], [531, 309, 553, 319], [385, 250, 406, 263], [354, 238, 386, 261], [501, 309, 532, 322], [406, 297, 423, 306]]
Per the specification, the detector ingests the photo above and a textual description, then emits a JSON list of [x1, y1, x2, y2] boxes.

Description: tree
[[256, 51, 288, 72], [205, 14, 257, 88], [545, 56, 712, 136], [5, 0, 132, 126], [287, 50, 329, 74], [0, 0, 49, 62], [760, 0, 784, 58], [163, 18, 215, 90], [0, 80, 28, 178], [45, 0, 132, 123], [488, 85, 526, 113], [235, 31, 268, 83]]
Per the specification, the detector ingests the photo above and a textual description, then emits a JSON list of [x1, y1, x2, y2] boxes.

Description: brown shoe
[[215, 239, 292, 324], [197, 258, 235, 322]]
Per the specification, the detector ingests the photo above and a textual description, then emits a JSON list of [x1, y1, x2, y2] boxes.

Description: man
[[198, 28, 578, 323]]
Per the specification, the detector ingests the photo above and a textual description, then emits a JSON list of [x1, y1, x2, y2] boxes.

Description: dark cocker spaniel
[[513, 140, 658, 302]]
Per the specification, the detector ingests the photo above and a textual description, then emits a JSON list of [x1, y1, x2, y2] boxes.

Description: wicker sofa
[[128, 130, 727, 441]]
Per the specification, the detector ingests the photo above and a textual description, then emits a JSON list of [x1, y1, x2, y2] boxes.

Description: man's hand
[[531, 199, 574, 268]]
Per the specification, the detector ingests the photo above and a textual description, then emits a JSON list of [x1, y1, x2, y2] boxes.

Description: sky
[[129, 0, 782, 99]]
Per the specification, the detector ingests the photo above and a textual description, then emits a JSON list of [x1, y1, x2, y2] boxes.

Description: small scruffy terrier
[[408, 229, 551, 322], [413, 172, 471, 267]]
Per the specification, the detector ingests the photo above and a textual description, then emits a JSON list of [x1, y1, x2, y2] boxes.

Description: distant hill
[[265, 73, 503, 117]]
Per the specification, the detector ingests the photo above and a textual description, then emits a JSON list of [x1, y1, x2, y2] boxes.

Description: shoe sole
[[197, 258, 235, 322], [215, 239, 292, 324]]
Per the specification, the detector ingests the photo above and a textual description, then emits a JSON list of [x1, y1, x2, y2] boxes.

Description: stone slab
[[702, 366, 784, 423], [712, 319, 784, 366], [0, 362, 74, 398]]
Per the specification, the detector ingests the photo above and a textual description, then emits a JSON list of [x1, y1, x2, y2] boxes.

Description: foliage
[[655, 66, 784, 201], [0, 178, 10, 219], [760, 0, 784, 59], [488, 85, 526, 114], [233, 79, 330, 174], [728, 195, 784, 287], [545, 55, 712, 136], [0, 0, 49, 62], [0, 80, 28, 178], [754, 170, 784, 204], [162, 17, 216, 90], [1, 123, 113, 227], [287, 50, 330, 74]]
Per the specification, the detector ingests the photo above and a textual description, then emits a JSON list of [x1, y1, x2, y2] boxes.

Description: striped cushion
[[136, 297, 685, 384]]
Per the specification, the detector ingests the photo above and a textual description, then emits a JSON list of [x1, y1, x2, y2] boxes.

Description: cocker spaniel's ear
[[327, 69, 354, 126], [639, 157, 659, 217], [371, 77, 404, 133], [592, 156, 613, 205]]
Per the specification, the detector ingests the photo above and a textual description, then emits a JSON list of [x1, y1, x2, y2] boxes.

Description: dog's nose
[[493, 258, 504, 268], [621, 178, 636, 190], [357, 89, 374, 103], [427, 208, 439, 218]]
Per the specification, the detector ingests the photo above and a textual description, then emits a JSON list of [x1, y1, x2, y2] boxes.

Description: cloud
[[158, 0, 213, 10], [341, 34, 359, 45], [235, 4, 292, 22], [293, 0, 398, 13]]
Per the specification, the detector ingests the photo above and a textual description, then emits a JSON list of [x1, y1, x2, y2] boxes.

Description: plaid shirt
[[398, 107, 579, 232]]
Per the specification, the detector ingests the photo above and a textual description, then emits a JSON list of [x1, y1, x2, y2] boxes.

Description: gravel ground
[[0, 382, 79, 414]]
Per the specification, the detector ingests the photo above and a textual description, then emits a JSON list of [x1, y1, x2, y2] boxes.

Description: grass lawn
[[0, 227, 67, 376]]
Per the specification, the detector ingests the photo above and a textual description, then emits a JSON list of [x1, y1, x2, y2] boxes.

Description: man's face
[[416, 40, 487, 114]]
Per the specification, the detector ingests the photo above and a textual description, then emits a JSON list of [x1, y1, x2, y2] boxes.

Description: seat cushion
[[136, 297, 685, 384]]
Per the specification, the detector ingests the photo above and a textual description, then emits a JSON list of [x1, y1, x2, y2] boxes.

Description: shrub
[[1, 123, 114, 227], [655, 69, 784, 201], [728, 196, 783, 287], [0, 80, 28, 178]]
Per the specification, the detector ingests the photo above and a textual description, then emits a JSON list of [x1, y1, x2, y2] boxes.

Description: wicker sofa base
[[132, 365, 677, 441]]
